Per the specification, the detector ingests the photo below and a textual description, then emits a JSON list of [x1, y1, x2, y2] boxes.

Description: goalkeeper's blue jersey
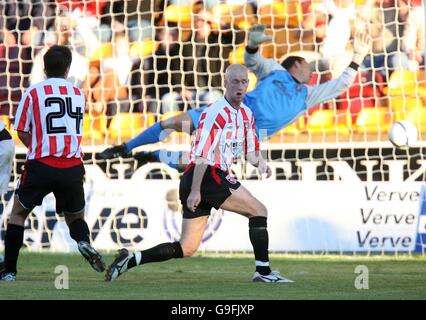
[[243, 70, 308, 138], [188, 70, 308, 138]]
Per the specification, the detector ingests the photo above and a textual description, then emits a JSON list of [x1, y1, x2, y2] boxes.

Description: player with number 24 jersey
[[14, 78, 85, 160], [1, 46, 105, 282]]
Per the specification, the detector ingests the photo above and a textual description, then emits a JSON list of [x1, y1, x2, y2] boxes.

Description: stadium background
[[0, 0, 425, 256]]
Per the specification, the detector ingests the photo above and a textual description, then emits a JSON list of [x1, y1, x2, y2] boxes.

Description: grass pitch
[[1, 252, 426, 300]]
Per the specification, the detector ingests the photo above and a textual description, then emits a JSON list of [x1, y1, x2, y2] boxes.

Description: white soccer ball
[[388, 120, 418, 149]]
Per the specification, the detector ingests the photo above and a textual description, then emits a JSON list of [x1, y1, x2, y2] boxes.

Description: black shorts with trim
[[16, 160, 85, 215], [179, 165, 241, 219]]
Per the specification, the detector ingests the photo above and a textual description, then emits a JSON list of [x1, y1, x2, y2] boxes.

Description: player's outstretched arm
[[247, 24, 272, 50], [244, 24, 282, 79], [305, 30, 371, 110], [352, 30, 371, 66]]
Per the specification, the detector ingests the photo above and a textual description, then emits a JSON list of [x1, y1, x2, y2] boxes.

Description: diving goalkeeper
[[98, 24, 370, 169]]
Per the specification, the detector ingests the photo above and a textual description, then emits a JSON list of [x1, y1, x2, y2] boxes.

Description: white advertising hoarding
[[1, 162, 424, 253]]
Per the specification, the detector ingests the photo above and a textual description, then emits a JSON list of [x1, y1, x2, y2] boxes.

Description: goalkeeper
[[98, 24, 370, 169]]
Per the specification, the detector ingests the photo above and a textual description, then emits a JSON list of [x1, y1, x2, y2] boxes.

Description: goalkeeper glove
[[96, 143, 128, 160], [352, 31, 371, 65], [248, 24, 272, 49]]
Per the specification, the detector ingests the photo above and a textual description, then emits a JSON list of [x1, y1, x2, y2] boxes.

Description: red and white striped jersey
[[14, 78, 85, 160], [189, 97, 259, 172]]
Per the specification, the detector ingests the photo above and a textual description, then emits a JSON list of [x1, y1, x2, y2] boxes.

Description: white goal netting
[[1, 0, 426, 254]]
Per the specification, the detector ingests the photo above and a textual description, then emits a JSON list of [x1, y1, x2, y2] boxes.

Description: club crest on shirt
[[272, 80, 291, 98], [226, 175, 237, 184], [243, 120, 249, 130], [296, 84, 304, 92]]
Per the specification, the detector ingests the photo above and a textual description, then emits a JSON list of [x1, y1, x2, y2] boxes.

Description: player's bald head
[[224, 64, 249, 107], [225, 64, 248, 81]]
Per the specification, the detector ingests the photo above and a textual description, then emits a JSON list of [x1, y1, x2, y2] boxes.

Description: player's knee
[[10, 206, 31, 225], [180, 243, 199, 257], [161, 114, 193, 133], [160, 119, 173, 130], [10, 209, 27, 222], [248, 202, 268, 218], [63, 211, 85, 226], [258, 203, 268, 217], [161, 118, 181, 131], [11, 196, 31, 216]]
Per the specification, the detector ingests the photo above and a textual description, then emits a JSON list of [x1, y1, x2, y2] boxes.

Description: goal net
[[1, 0, 426, 254]]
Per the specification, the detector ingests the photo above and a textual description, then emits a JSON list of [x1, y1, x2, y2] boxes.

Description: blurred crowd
[[0, 0, 424, 132]]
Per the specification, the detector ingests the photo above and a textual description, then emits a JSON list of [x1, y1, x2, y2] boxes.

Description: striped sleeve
[[246, 111, 260, 153], [193, 109, 225, 160], [14, 89, 33, 132]]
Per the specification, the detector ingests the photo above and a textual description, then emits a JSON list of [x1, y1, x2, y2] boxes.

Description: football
[[388, 120, 418, 149]]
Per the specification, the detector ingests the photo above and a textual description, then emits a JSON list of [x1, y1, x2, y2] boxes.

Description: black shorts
[[16, 160, 85, 215], [179, 165, 241, 219]]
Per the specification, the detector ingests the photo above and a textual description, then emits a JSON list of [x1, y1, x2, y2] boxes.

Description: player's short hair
[[43, 45, 72, 78], [281, 56, 305, 70], [225, 64, 248, 81]]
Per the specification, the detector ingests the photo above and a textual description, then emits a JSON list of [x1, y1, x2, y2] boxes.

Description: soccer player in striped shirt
[[105, 64, 293, 283], [0, 45, 105, 282], [97, 24, 371, 170]]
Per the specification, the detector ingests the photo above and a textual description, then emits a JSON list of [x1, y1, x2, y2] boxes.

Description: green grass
[[1, 252, 426, 300]]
